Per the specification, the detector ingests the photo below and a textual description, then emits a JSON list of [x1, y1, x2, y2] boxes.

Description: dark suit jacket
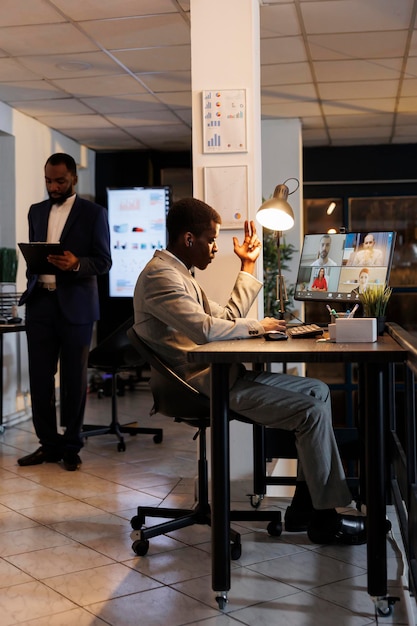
[[20, 195, 112, 324]]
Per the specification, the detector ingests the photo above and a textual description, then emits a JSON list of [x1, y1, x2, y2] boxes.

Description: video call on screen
[[294, 231, 396, 304]]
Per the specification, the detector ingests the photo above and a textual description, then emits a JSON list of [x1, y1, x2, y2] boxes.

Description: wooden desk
[[188, 331, 407, 612], [0, 323, 26, 432]]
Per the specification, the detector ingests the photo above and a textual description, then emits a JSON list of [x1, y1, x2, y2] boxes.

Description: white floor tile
[[0, 387, 414, 625]]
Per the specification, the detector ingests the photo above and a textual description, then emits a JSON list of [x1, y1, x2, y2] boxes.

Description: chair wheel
[[267, 519, 283, 537], [216, 594, 227, 610], [117, 440, 126, 452], [130, 514, 145, 530], [377, 605, 393, 617], [153, 433, 163, 444], [132, 539, 149, 556], [249, 494, 263, 509], [231, 541, 242, 560]]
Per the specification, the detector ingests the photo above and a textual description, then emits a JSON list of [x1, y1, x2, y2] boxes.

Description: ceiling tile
[[1, 81, 66, 101], [80, 94, 166, 114], [301, 128, 329, 145], [80, 14, 190, 50], [114, 45, 191, 73], [262, 100, 322, 117], [301, 0, 414, 33], [125, 124, 191, 150], [36, 114, 115, 129], [64, 127, 147, 150], [300, 115, 326, 130], [105, 110, 184, 127], [136, 71, 191, 93], [0, 58, 40, 81], [172, 108, 192, 125], [408, 30, 417, 56], [319, 80, 399, 100], [156, 92, 192, 109], [261, 36, 307, 64], [314, 58, 402, 82], [261, 62, 312, 86], [329, 126, 393, 141], [0, 0, 65, 26], [323, 98, 396, 116], [393, 133, 417, 143], [395, 112, 417, 124], [0, 24, 98, 56], [261, 83, 317, 105], [260, 4, 300, 37], [324, 113, 395, 128], [308, 31, 408, 61], [18, 51, 123, 80], [50, 0, 178, 21], [11, 99, 93, 117], [397, 96, 417, 112], [403, 57, 417, 82], [51, 74, 149, 97]]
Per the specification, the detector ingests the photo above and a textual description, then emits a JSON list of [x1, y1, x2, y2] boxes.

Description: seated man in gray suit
[[133, 197, 365, 545]]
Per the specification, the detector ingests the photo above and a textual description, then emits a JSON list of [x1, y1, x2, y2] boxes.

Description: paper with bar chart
[[202, 89, 247, 153]]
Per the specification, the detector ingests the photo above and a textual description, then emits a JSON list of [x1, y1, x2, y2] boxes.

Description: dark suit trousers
[[25, 287, 93, 454]]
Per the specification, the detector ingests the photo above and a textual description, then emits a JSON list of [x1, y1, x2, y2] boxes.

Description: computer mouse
[[264, 331, 288, 341]]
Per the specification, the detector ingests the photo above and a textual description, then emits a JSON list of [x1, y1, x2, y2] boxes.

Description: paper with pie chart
[[204, 165, 248, 229]]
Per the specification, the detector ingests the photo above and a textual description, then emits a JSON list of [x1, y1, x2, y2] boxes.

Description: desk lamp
[[256, 179, 298, 319]]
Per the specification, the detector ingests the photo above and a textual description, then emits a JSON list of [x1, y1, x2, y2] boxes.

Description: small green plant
[[359, 283, 392, 317], [263, 228, 297, 317], [0, 248, 17, 283]]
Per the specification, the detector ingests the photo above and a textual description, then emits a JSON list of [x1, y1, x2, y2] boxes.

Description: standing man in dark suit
[[18, 153, 112, 471]]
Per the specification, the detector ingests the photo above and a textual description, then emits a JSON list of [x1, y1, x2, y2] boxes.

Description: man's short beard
[[48, 189, 74, 205]]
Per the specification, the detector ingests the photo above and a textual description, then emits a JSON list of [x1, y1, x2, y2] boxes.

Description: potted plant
[[262, 228, 297, 319], [358, 283, 392, 334]]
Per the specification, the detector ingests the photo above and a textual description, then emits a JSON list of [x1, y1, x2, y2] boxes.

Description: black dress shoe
[[307, 513, 367, 545], [18, 447, 62, 466], [284, 506, 313, 532], [63, 452, 82, 471]]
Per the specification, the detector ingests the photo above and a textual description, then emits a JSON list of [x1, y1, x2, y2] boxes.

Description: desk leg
[[364, 362, 388, 602], [210, 362, 231, 608]]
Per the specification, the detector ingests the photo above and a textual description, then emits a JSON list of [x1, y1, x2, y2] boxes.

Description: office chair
[[82, 317, 163, 451], [126, 327, 283, 559]]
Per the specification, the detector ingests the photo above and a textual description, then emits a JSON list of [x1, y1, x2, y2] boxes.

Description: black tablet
[[18, 242, 64, 274]]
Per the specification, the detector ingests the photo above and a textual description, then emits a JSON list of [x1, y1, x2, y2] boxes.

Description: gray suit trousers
[[229, 370, 352, 510]]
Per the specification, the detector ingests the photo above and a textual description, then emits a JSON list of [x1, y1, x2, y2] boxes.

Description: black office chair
[[126, 327, 283, 559], [82, 317, 163, 451]]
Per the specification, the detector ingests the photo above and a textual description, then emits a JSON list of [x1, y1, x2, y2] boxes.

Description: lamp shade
[[256, 183, 295, 231]]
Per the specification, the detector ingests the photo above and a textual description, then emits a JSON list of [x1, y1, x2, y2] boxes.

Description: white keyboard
[[287, 324, 324, 338]]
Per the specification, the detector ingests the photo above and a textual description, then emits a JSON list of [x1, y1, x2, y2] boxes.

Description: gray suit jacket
[[133, 249, 264, 395]]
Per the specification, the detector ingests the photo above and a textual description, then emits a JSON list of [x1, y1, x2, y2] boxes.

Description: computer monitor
[[294, 231, 396, 305], [107, 186, 171, 298]]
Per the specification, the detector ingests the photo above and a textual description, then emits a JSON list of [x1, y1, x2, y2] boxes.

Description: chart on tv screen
[[107, 187, 170, 298]]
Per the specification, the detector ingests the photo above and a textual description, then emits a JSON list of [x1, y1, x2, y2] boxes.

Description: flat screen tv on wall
[[107, 186, 171, 298]]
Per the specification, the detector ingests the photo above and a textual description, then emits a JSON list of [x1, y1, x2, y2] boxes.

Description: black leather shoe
[[307, 514, 367, 545], [63, 453, 82, 471], [18, 447, 62, 466], [284, 506, 313, 532]]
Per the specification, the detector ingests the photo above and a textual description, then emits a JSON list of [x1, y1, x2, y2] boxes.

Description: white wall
[[0, 101, 95, 425]]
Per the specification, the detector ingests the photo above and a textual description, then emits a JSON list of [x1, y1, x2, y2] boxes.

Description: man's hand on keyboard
[[260, 317, 287, 334]]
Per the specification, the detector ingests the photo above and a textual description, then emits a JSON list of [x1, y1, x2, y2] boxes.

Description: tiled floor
[[0, 377, 416, 625]]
